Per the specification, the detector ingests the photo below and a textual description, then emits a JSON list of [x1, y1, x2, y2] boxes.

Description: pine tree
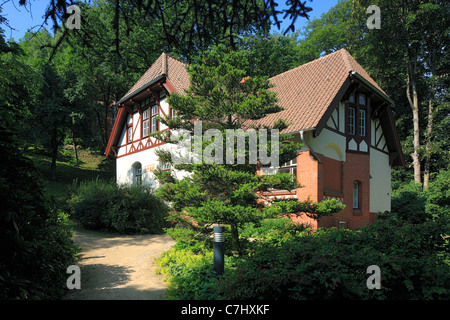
[[154, 45, 344, 253]]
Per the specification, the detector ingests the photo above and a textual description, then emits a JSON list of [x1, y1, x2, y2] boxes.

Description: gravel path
[[63, 229, 175, 300]]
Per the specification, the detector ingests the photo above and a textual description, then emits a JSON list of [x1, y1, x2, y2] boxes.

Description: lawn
[[28, 146, 116, 201]]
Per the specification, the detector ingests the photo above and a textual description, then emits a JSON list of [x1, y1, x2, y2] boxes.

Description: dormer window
[[358, 94, 366, 106], [347, 92, 367, 138], [359, 109, 366, 136], [348, 107, 356, 135]]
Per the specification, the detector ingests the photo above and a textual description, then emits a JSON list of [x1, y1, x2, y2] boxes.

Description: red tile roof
[[120, 52, 190, 101], [121, 49, 387, 132], [107, 49, 397, 158], [251, 48, 388, 133]]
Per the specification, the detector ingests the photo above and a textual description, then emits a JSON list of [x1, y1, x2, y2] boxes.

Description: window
[[142, 109, 149, 137], [151, 117, 158, 133], [127, 125, 133, 143], [359, 109, 366, 136], [353, 181, 359, 209], [151, 105, 158, 116], [151, 105, 159, 133], [277, 157, 297, 182], [170, 108, 177, 119], [348, 107, 356, 135], [348, 94, 355, 103], [358, 94, 366, 106], [347, 92, 367, 139], [160, 161, 171, 171], [132, 162, 142, 185]]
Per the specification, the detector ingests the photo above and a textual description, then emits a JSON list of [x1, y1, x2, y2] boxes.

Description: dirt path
[[63, 229, 175, 300]]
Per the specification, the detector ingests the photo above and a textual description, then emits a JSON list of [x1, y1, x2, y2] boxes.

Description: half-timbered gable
[[105, 53, 190, 185]]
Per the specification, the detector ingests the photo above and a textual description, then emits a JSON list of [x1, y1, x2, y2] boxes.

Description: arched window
[[132, 162, 142, 185], [353, 181, 360, 209]]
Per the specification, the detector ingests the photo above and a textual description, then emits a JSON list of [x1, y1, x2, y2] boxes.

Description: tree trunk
[[406, 65, 421, 184], [50, 127, 58, 181], [423, 95, 434, 189], [72, 127, 79, 167]]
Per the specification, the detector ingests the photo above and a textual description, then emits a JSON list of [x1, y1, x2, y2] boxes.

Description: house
[[105, 49, 405, 230]]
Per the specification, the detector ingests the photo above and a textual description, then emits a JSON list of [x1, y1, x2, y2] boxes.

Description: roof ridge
[[164, 52, 188, 65], [339, 48, 355, 72], [161, 52, 167, 75], [269, 49, 345, 81]]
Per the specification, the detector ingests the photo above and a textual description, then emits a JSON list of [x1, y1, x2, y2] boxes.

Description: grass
[[28, 145, 115, 201]]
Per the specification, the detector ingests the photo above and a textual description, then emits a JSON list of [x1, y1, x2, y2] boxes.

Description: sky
[[1, 0, 339, 41]]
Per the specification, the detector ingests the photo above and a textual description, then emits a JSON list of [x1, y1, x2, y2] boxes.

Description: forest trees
[[296, 0, 450, 188], [0, 26, 77, 299], [354, 0, 449, 187]]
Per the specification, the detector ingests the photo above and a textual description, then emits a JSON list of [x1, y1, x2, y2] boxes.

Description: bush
[[68, 179, 169, 234], [391, 181, 429, 223], [218, 218, 450, 300], [155, 246, 220, 300], [68, 178, 117, 229]]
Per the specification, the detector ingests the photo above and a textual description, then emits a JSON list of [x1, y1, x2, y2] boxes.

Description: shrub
[[155, 246, 220, 300], [218, 218, 450, 300], [164, 227, 209, 252], [391, 181, 429, 223], [68, 179, 169, 234], [107, 184, 169, 234], [68, 178, 117, 229]]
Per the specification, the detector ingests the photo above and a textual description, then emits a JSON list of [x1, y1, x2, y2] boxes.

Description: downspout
[[300, 129, 322, 163]]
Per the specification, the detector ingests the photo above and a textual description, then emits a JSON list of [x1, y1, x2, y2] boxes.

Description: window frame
[[359, 108, 366, 136], [348, 107, 356, 135], [142, 108, 149, 137], [127, 124, 133, 144], [346, 92, 368, 140], [150, 105, 159, 134], [353, 181, 359, 209], [353, 180, 363, 213], [160, 161, 171, 171]]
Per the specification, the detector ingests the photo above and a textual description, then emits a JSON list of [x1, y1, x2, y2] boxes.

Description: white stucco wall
[[307, 128, 346, 161], [369, 148, 391, 213], [116, 142, 190, 187]]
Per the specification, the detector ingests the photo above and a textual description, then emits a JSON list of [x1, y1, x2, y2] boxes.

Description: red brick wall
[[293, 150, 372, 230], [291, 151, 320, 229], [339, 152, 371, 229], [296, 151, 320, 202]]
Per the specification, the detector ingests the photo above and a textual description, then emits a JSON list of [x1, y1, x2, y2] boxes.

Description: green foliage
[[218, 217, 450, 300], [0, 30, 78, 299], [391, 181, 429, 224], [239, 218, 307, 239], [155, 238, 220, 300], [425, 170, 450, 219], [271, 197, 346, 221], [239, 31, 301, 78], [68, 179, 168, 234]]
